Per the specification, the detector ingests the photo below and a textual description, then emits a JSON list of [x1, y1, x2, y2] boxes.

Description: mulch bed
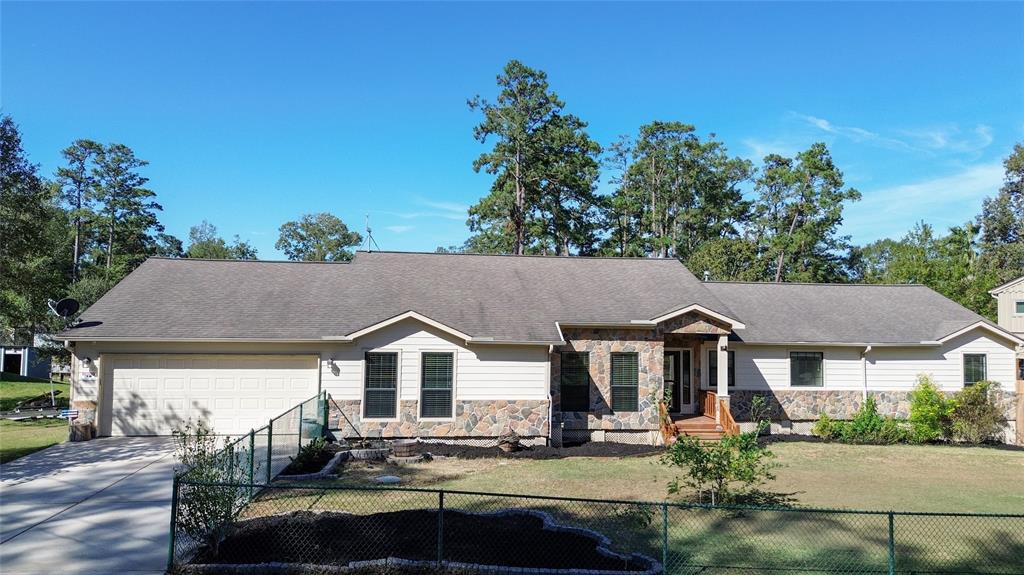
[[199, 509, 647, 572], [413, 442, 661, 460]]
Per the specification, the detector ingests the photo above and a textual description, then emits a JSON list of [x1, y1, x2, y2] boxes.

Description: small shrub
[[173, 420, 253, 557], [949, 381, 1006, 444], [812, 397, 911, 444], [286, 437, 328, 474], [662, 430, 777, 505], [812, 413, 838, 440], [908, 375, 953, 442], [749, 394, 772, 433]]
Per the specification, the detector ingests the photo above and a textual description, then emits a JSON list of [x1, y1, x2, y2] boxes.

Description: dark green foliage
[[276, 212, 362, 262], [187, 220, 258, 260], [286, 437, 328, 474], [949, 381, 1006, 444], [662, 428, 777, 504], [811, 397, 911, 444]]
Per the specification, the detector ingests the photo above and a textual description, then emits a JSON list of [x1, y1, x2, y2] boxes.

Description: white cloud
[[741, 137, 802, 161], [384, 225, 414, 234], [898, 124, 993, 154], [791, 112, 912, 150], [843, 161, 1004, 243]]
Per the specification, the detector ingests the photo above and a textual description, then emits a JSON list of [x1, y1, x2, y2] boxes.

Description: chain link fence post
[[247, 429, 255, 498], [298, 403, 304, 451], [888, 511, 896, 575], [437, 489, 445, 567], [322, 391, 329, 430], [661, 502, 669, 572], [166, 473, 180, 572], [266, 418, 274, 484]]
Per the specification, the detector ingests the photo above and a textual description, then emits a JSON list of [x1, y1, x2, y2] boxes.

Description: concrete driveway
[[0, 437, 175, 574]]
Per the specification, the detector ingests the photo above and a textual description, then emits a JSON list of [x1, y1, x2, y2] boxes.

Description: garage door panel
[[105, 354, 319, 436]]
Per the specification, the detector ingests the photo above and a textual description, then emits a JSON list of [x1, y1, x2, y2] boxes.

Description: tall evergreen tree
[[468, 60, 600, 255], [752, 143, 861, 283], [56, 139, 102, 280]]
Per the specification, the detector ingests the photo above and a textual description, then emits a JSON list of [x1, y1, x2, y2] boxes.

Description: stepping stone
[[375, 475, 401, 484]]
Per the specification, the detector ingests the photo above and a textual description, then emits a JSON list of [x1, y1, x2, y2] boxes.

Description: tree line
[[452, 60, 1023, 317], [2, 58, 1021, 344], [0, 115, 363, 345]]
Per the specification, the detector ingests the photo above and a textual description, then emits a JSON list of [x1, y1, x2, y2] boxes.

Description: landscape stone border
[[275, 451, 350, 481], [179, 508, 662, 575]]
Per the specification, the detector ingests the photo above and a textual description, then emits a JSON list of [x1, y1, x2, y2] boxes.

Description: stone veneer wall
[[729, 389, 1018, 422], [553, 313, 729, 432], [329, 399, 549, 438]]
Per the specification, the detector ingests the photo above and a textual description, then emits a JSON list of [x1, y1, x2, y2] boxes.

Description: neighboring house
[[990, 275, 1024, 381], [1, 335, 53, 380], [57, 252, 1023, 444]]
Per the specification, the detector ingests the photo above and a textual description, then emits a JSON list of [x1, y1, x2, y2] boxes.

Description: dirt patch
[[199, 509, 649, 572], [414, 442, 661, 460]]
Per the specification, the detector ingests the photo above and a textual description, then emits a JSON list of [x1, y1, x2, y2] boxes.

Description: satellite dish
[[48, 298, 80, 318]]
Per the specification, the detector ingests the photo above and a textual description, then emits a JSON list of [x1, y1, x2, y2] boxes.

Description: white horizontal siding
[[726, 327, 1017, 393], [318, 318, 548, 404]]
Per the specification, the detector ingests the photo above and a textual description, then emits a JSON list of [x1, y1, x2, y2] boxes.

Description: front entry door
[[665, 350, 693, 414]]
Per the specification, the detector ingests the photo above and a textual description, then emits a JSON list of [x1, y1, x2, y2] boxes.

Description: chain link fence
[[169, 480, 1024, 574]]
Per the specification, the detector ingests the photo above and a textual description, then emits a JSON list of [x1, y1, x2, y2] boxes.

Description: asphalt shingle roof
[[704, 281, 997, 344], [59, 252, 734, 343], [59, 252, 1008, 345]]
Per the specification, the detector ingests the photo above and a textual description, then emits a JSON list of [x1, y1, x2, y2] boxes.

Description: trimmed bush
[[907, 375, 953, 443], [811, 397, 910, 444], [949, 381, 1006, 444]]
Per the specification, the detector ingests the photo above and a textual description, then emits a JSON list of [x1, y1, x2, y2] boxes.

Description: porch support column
[[716, 333, 729, 423]]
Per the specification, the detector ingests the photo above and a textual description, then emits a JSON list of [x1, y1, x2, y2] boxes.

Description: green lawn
[[242, 442, 1023, 574], [0, 418, 67, 463], [0, 378, 70, 411], [316, 441, 1024, 513]]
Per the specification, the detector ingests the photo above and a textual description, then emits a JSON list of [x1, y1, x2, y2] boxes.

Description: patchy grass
[[0, 379, 70, 411], [237, 442, 1024, 574], [305, 441, 1024, 513], [0, 418, 67, 463]]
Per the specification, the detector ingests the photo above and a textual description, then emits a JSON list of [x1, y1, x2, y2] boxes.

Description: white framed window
[[962, 353, 987, 386], [419, 352, 455, 419], [363, 351, 400, 420]]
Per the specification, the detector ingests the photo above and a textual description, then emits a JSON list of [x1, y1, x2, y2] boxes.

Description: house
[[57, 252, 1023, 444], [990, 275, 1024, 379]]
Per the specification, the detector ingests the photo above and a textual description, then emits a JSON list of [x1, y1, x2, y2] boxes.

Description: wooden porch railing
[[698, 389, 741, 436]]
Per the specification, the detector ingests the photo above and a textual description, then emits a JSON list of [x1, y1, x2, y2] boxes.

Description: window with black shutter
[[364, 352, 398, 418], [560, 352, 589, 412], [420, 352, 454, 418], [610, 352, 639, 412]]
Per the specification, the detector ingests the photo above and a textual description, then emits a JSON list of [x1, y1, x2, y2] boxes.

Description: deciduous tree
[[276, 212, 362, 261]]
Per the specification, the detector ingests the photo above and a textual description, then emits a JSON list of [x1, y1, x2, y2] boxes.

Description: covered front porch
[[659, 330, 741, 442]]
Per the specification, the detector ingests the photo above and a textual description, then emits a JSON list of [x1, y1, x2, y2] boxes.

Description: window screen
[[364, 352, 398, 418], [560, 352, 589, 412], [610, 353, 639, 412], [790, 352, 823, 387], [963, 354, 987, 386], [420, 352, 454, 418]]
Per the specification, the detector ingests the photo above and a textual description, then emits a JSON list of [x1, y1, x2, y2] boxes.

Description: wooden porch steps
[[671, 415, 724, 442]]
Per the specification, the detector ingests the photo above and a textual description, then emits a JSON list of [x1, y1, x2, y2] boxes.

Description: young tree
[[275, 212, 362, 261], [56, 139, 102, 281], [186, 220, 258, 260], [752, 143, 861, 283], [468, 60, 600, 255]]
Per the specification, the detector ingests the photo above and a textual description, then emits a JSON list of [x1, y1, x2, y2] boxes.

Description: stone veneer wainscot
[[329, 399, 549, 438]]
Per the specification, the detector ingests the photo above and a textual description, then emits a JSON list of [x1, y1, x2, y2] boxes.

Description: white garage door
[[102, 354, 319, 436]]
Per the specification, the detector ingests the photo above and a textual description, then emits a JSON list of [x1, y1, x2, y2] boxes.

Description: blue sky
[[3, 1, 1023, 257]]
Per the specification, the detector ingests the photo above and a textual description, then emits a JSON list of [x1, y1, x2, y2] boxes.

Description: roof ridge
[[356, 250, 682, 261], [706, 280, 927, 287], [147, 257, 351, 265]]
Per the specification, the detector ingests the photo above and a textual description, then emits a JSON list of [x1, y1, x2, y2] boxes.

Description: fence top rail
[[173, 481, 1024, 519], [267, 392, 323, 424]]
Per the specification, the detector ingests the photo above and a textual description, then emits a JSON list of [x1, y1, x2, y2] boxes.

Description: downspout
[[546, 344, 554, 447], [861, 345, 872, 401]]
